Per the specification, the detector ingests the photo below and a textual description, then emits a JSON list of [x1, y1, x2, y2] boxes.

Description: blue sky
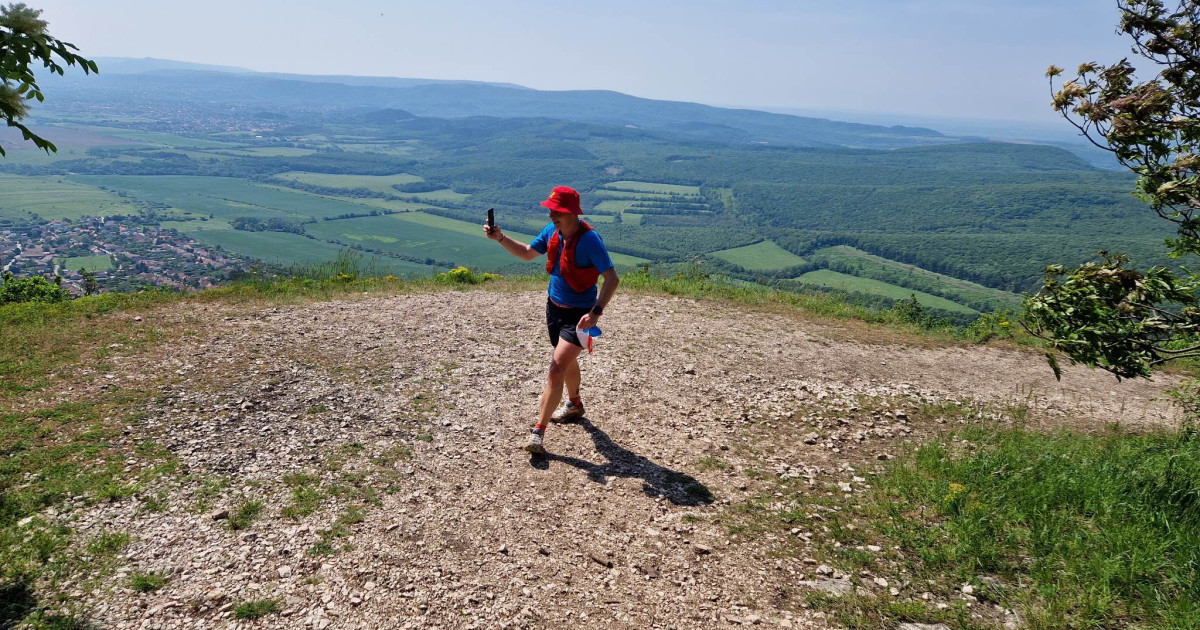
[[33, 1, 1134, 123]]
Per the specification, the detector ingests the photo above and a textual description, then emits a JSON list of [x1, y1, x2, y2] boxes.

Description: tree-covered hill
[[3, 62, 1171, 317]]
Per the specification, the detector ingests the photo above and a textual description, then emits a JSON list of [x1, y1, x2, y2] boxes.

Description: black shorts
[[546, 299, 591, 348]]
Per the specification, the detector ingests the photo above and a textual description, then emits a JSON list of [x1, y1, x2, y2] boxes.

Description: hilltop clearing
[[5, 290, 1180, 629]]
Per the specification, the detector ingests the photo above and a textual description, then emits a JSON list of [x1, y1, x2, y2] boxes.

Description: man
[[484, 186, 619, 454]]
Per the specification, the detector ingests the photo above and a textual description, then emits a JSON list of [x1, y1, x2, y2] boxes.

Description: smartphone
[[486, 208, 495, 232]]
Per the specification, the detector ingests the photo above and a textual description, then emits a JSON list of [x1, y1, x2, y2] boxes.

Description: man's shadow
[[531, 416, 714, 506]]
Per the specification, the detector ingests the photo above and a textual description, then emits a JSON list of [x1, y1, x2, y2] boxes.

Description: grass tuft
[[233, 599, 278, 620], [228, 499, 263, 531], [129, 571, 167, 593]]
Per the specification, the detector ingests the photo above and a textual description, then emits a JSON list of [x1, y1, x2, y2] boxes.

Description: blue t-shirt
[[530, 223, 615, 308]]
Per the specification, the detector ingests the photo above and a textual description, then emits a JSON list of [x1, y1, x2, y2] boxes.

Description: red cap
[[540, 186, 583, 215]]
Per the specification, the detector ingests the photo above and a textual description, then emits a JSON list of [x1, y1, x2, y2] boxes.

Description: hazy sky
[[31, 0, 1136, 123]]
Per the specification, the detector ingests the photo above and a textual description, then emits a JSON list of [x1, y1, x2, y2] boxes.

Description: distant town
[[0, 215, 247, 296]]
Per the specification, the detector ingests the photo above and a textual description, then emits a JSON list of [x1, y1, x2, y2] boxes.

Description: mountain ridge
[[48, 58, 955, 150]]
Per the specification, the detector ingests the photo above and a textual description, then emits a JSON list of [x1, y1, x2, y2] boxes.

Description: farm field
[[398, 212, 649, 265], [604, 181, 702, 195], [304, 214, 543, 270], [219, 147, 319, 157], [273, 171, 424, 195], [593, 189, 681, 201], [0, 174, 143, 221], [69, 176, 389, 221], [402, 189, 471, 203], [57, 254, 113, 272], [797, 269, 979, 314], [181, 228, 432, 275], [594, 200, 637, 214], [159, 218, 235, 232], [62, 125, 241, 149], [333, 143, 416, 156], [302, 196, 440, 213], [810, 245, 1022, 305], [593, 181, 711, 224], [0, 146, 92, 166], [712, 240, 805, 271]]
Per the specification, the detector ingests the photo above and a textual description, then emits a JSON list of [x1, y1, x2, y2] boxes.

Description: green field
[[221, 147, 319, 157], [274, 171, 424, 195], [403, 189, 471, 203], [181, 228, 432, 275], [811, 246, 1022, 305], [309, 196, 440, 213], [594, 200, 637, 213], [159, 217, 235, 232], [305, 214, 545, 270], [70, 176, 390, 221], [402, 211, 536, 240], [62, 125, 241, 149], [0, 147, 94, 166], [797, 269, 978, 314], [594, 189, 682, 201], [0, 174, 143, 221], [594, 181, 708, 224], [604, 181, 702, 196], [57, 254, 113, 272], [334, 143, 416, 156], [712, 240, 805, 271], [399, 212, 648, 265]]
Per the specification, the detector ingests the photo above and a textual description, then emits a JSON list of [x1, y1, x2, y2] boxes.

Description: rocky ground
[[32, 290, 1181, 629]]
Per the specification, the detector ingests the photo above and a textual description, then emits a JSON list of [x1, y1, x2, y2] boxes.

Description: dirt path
[[63, 291, 1179, 629]]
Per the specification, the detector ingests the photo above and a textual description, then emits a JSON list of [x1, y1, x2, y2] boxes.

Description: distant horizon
[[86, 54, 1093, 146], [31, 1, 1134, 126]]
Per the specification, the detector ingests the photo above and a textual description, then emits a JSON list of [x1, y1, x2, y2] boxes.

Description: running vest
[[546, 221, 600, 294]]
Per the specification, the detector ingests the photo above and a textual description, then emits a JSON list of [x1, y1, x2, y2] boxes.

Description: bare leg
[[538, 339, 584, 428], [564, 357, 581, 401]]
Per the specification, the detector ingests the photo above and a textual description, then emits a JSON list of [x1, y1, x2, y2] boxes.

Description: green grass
[[56, 255, 113, 272], [712, 240, 806, 271], [797, 269, 979, 315], [274, 171, 423, 195], [829, 426, 1200, 630], [233, 599, 279, 619], [129, 571, 166, 593], [86, 530, 130, 556], [0, 291, 181, 596], [282, 485, 323, 520], [228, 499, 263, 531], [0, 174, 143, 222]]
